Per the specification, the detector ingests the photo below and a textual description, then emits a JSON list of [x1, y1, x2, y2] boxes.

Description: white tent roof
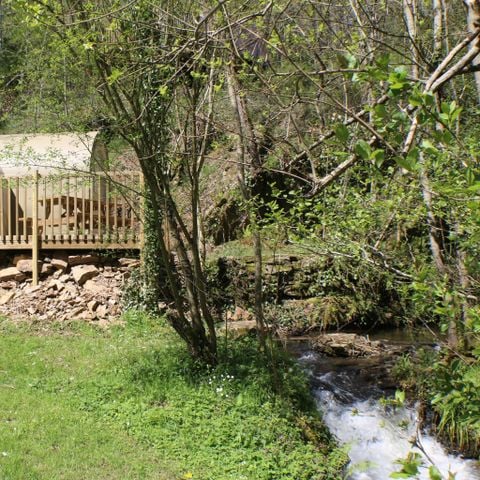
[[0, 132, 99, 176]]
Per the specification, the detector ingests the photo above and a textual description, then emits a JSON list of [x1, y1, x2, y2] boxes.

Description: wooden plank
[[15, 177, 19, 242], [58, 176, 62, 241], [0, 243, 35, 250], [74, 176, 78, 241], [50, 176, 54, 240], [90, 175, 94, 242], [106, 176, 110, 239], [23, 179, 27, 242], [66, 176, 70, 242], [122, 174, 126, 242], [81, 176, 86, 241], [130, 173, 135, 241], [7, 178, 11, 243], [32, 170, 39, 286], [98, 173, 102, 242], [139, 172, 145, 253], [42, 176, 47, 241], [113, 175, 118, 242], [35, 240, 140, 250], [0, 178, 4, 241]]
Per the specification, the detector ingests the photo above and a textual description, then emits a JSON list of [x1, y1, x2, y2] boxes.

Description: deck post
[[32, 170, 39, 286]]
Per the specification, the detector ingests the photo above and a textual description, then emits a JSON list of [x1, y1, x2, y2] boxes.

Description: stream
[[286, 330, 480, 480]]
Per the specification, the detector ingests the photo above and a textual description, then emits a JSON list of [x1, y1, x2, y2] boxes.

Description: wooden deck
[[0, 171, 143, 253]]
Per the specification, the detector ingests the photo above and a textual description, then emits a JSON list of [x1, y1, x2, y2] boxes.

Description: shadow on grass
[[122, 332, 317, 413]]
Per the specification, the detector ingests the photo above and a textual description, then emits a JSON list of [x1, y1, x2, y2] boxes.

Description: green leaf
[[394, 66, 408, 78], [158, 85, 169, 96], [107, 68, 123, 85], [437, 130, 454, 145], [190, 70, 207, 81], [214, 80, 224, 92], [389, 81, 406, 91], [374, 104, 388, 119], [375, 53, 390, 70], [409, 92, 423, 107], [429, 466, 442, 480], [465, 168, 477, 186], [423, 92, 435, 107], [467, 183, 480, 192], [335, 124, 350, 143], [395, 390, 405, 405], [406, 147, 419, 165], [372, 149, 385, 168], [388, 67, 409, 92], [355, 140, 371, 160], [395, 156, 416, 173], [421, 140, 438, 155]]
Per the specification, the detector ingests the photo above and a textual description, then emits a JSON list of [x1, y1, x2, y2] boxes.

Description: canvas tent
[[0, 132, 142, 285], [0, 131, 107, 176], [0, 132, 109, 234], [0, 131, 141, 265]]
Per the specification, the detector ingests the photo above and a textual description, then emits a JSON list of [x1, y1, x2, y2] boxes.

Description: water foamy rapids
[[299, 351, 480, 480]]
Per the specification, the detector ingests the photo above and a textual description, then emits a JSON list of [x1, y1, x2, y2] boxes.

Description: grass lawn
[[0, 314, 346, 480]]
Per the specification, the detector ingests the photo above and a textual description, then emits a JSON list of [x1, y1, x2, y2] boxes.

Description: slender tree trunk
[[455, 222, 470, 348], [419, 170, 446, 276], [403, 0, 419, 77], [419, 157, 459, 349], [404, 2, 460, 349], [433, 0, 444, 63], [226, 65, 266, 346], [465, 0, 480, 102], [141, 162, 217, 365]]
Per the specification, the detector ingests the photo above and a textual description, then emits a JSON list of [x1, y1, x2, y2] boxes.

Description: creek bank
[[312, 332, 405, 357], [208, 254, 404, 334]]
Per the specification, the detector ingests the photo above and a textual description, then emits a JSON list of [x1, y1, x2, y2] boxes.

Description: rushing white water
[[297, 350, 480, 480]]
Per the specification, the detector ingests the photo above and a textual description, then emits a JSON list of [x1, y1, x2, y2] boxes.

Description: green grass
[[0, 320, 175, 480], [0, 315, 346, 480]]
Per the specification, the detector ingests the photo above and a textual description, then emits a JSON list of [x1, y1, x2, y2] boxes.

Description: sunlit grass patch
[[0, 314, 346, 479]]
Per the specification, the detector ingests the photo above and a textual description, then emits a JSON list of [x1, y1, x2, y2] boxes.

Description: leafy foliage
[[394, 349, 480, 457]]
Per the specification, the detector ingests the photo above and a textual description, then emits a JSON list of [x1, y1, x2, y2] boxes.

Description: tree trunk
[[419, 157, 460, 349], [142, 163, 217, 365], [432, 0, 444, 63], [404, 2, 461, 350], [403, 0, 419, 77], [465, 0, 480, 102], [226, 65, 267, 346]]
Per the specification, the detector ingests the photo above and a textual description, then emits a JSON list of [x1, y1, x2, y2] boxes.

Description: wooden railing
[[0, 171, 143, 252]]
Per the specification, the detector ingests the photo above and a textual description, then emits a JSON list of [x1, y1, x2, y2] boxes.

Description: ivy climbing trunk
[[40, 0, 220, 365]]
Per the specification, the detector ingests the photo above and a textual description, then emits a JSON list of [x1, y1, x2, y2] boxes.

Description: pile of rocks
[[224, 306, 257, 336], [0, 252, 139, 324]]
